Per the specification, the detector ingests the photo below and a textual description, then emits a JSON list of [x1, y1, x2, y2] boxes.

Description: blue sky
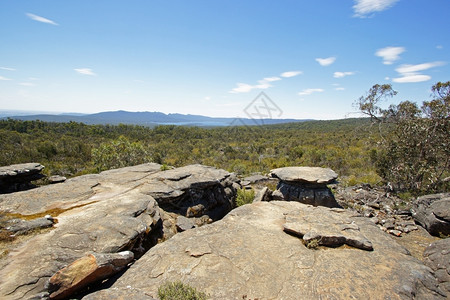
[[0, 0, 449, 119]]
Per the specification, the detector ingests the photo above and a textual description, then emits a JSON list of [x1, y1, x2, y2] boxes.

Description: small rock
[[253, 187, 271, 202], [176, 216, 195, 232], [388, 230, 402, 237], [186, 204, 205, 218], [271, 190, 284, 200], [48, 175, 67, 184]]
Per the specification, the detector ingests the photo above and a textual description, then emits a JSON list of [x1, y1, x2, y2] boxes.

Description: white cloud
[[280, 71, 302, 78], [375, 46, 405, 65], [204, 96, 211, 101], [0, 76, 11, 80], [393, 61, 445, 83], [353, 0, 400, 17], [19, 82, 36, 86], [298, 88, 324, 96], [263, 76, 281, 82], [26, 13, 58, 25], [0, 67, 15, 71], [335, 87, 345, 91], [229, 73, 293, 93], [333, 71, 355, 78], [74, 68, 96, 76], [436, 45, 443, 50], [316, 57, 336, 66]]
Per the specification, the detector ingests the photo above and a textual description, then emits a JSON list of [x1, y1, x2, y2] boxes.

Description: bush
[[357, 82, 450, 194], [236, 188, 255, 207], [158, 281, 207, 300]]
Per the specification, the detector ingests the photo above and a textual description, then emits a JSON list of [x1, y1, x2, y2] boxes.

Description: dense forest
[[0, 118, 381, 187]]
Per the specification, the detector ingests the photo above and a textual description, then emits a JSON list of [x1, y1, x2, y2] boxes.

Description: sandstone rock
[[0, 163, 45, 193], [412, 193, 450, 236], [90, 201, 444, 299], [253, 186, 271, 202], [48, 251, 134, 300], [0, 174, 162, 299], [270, 166, 338, 184], [48, 175, 66, 184], [176, 216, 195, 232], [0, 163, 238, 299], [243, 174, 268, 184], [423, 238, 450, 296], [83, 287, 156, 300], [283, 209, 373, 250], [5, 215, 54, 235], [277, 180, 340, 208], [139, 164, 237, 220]]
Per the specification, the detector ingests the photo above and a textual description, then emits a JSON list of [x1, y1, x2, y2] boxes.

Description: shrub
[[158, 281, 207, 300], [236, 188, 255, 207]]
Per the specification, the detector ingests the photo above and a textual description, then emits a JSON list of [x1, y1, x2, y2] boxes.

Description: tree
[[357, 82, 450, 193]]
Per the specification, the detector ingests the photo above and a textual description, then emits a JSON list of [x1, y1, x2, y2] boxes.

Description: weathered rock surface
[[48, 251, 134, 300], [423, 238, 450, 296], [270, 166, 338, 184], [48, 175, 66, 184], [412, 193, 450, 236], [89, 201, 445, 300], [270, 167, 341, 208], [0, 163, 237, 299], [4, 215, 55, 235], [0, 163, 45, 193]]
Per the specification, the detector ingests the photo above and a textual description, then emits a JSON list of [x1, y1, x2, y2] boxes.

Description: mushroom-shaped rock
[[270, 167, 340, 208]]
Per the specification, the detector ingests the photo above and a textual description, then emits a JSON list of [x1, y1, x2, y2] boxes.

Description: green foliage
[[0, 117, 380, 185], [92, 136, 152, 172], [357, 81, 450, 194], [158, 281, 207, 300], [236, 188, 255, 207]]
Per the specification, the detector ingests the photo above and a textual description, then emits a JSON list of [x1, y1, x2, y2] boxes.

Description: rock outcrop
[[86, 201, 445, 299], [412, 193, 450, 236], [0, 163, 238, 300], [270, 167, 341, 208], [423, 238, 450, 296], [0, 163, 45, 193]]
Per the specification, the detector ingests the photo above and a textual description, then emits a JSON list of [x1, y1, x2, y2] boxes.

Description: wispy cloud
[[393, 61, 445, 83], [335, 87, 345, 91], [0, 76, 12, 81], [375, 46, 405, 65], [229, 72, 298, 93], [298, 88, 324, 96], [316, 57, 336, 66], [74, 68, 96, 76], [0, 67, 16, 71], [26, 13, 58, 25], [280, 71, 302, 78], [436, 45, 443, 50], [353, 0, 400, 18], [333, 71, 355, 78]]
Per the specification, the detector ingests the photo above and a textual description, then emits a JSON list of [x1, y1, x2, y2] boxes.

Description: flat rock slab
[[271, 166, 338, 184], [0, 163, 44, 179], [283, 207, 373, 250], [88, 201, 445, 300]]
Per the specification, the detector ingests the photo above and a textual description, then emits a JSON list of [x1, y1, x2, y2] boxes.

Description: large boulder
[[86, 201, 445, 299], [0, 163, 45, 193], [411, 193, 450, 236], [270, 167, 341, 208]]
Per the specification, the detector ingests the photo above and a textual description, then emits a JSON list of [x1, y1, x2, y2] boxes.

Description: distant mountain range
[[1, 110, 311, 127]]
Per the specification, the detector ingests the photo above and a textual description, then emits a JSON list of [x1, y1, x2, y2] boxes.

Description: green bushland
[[158, 281, 207, 300], [0, 118, 380, 187]]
